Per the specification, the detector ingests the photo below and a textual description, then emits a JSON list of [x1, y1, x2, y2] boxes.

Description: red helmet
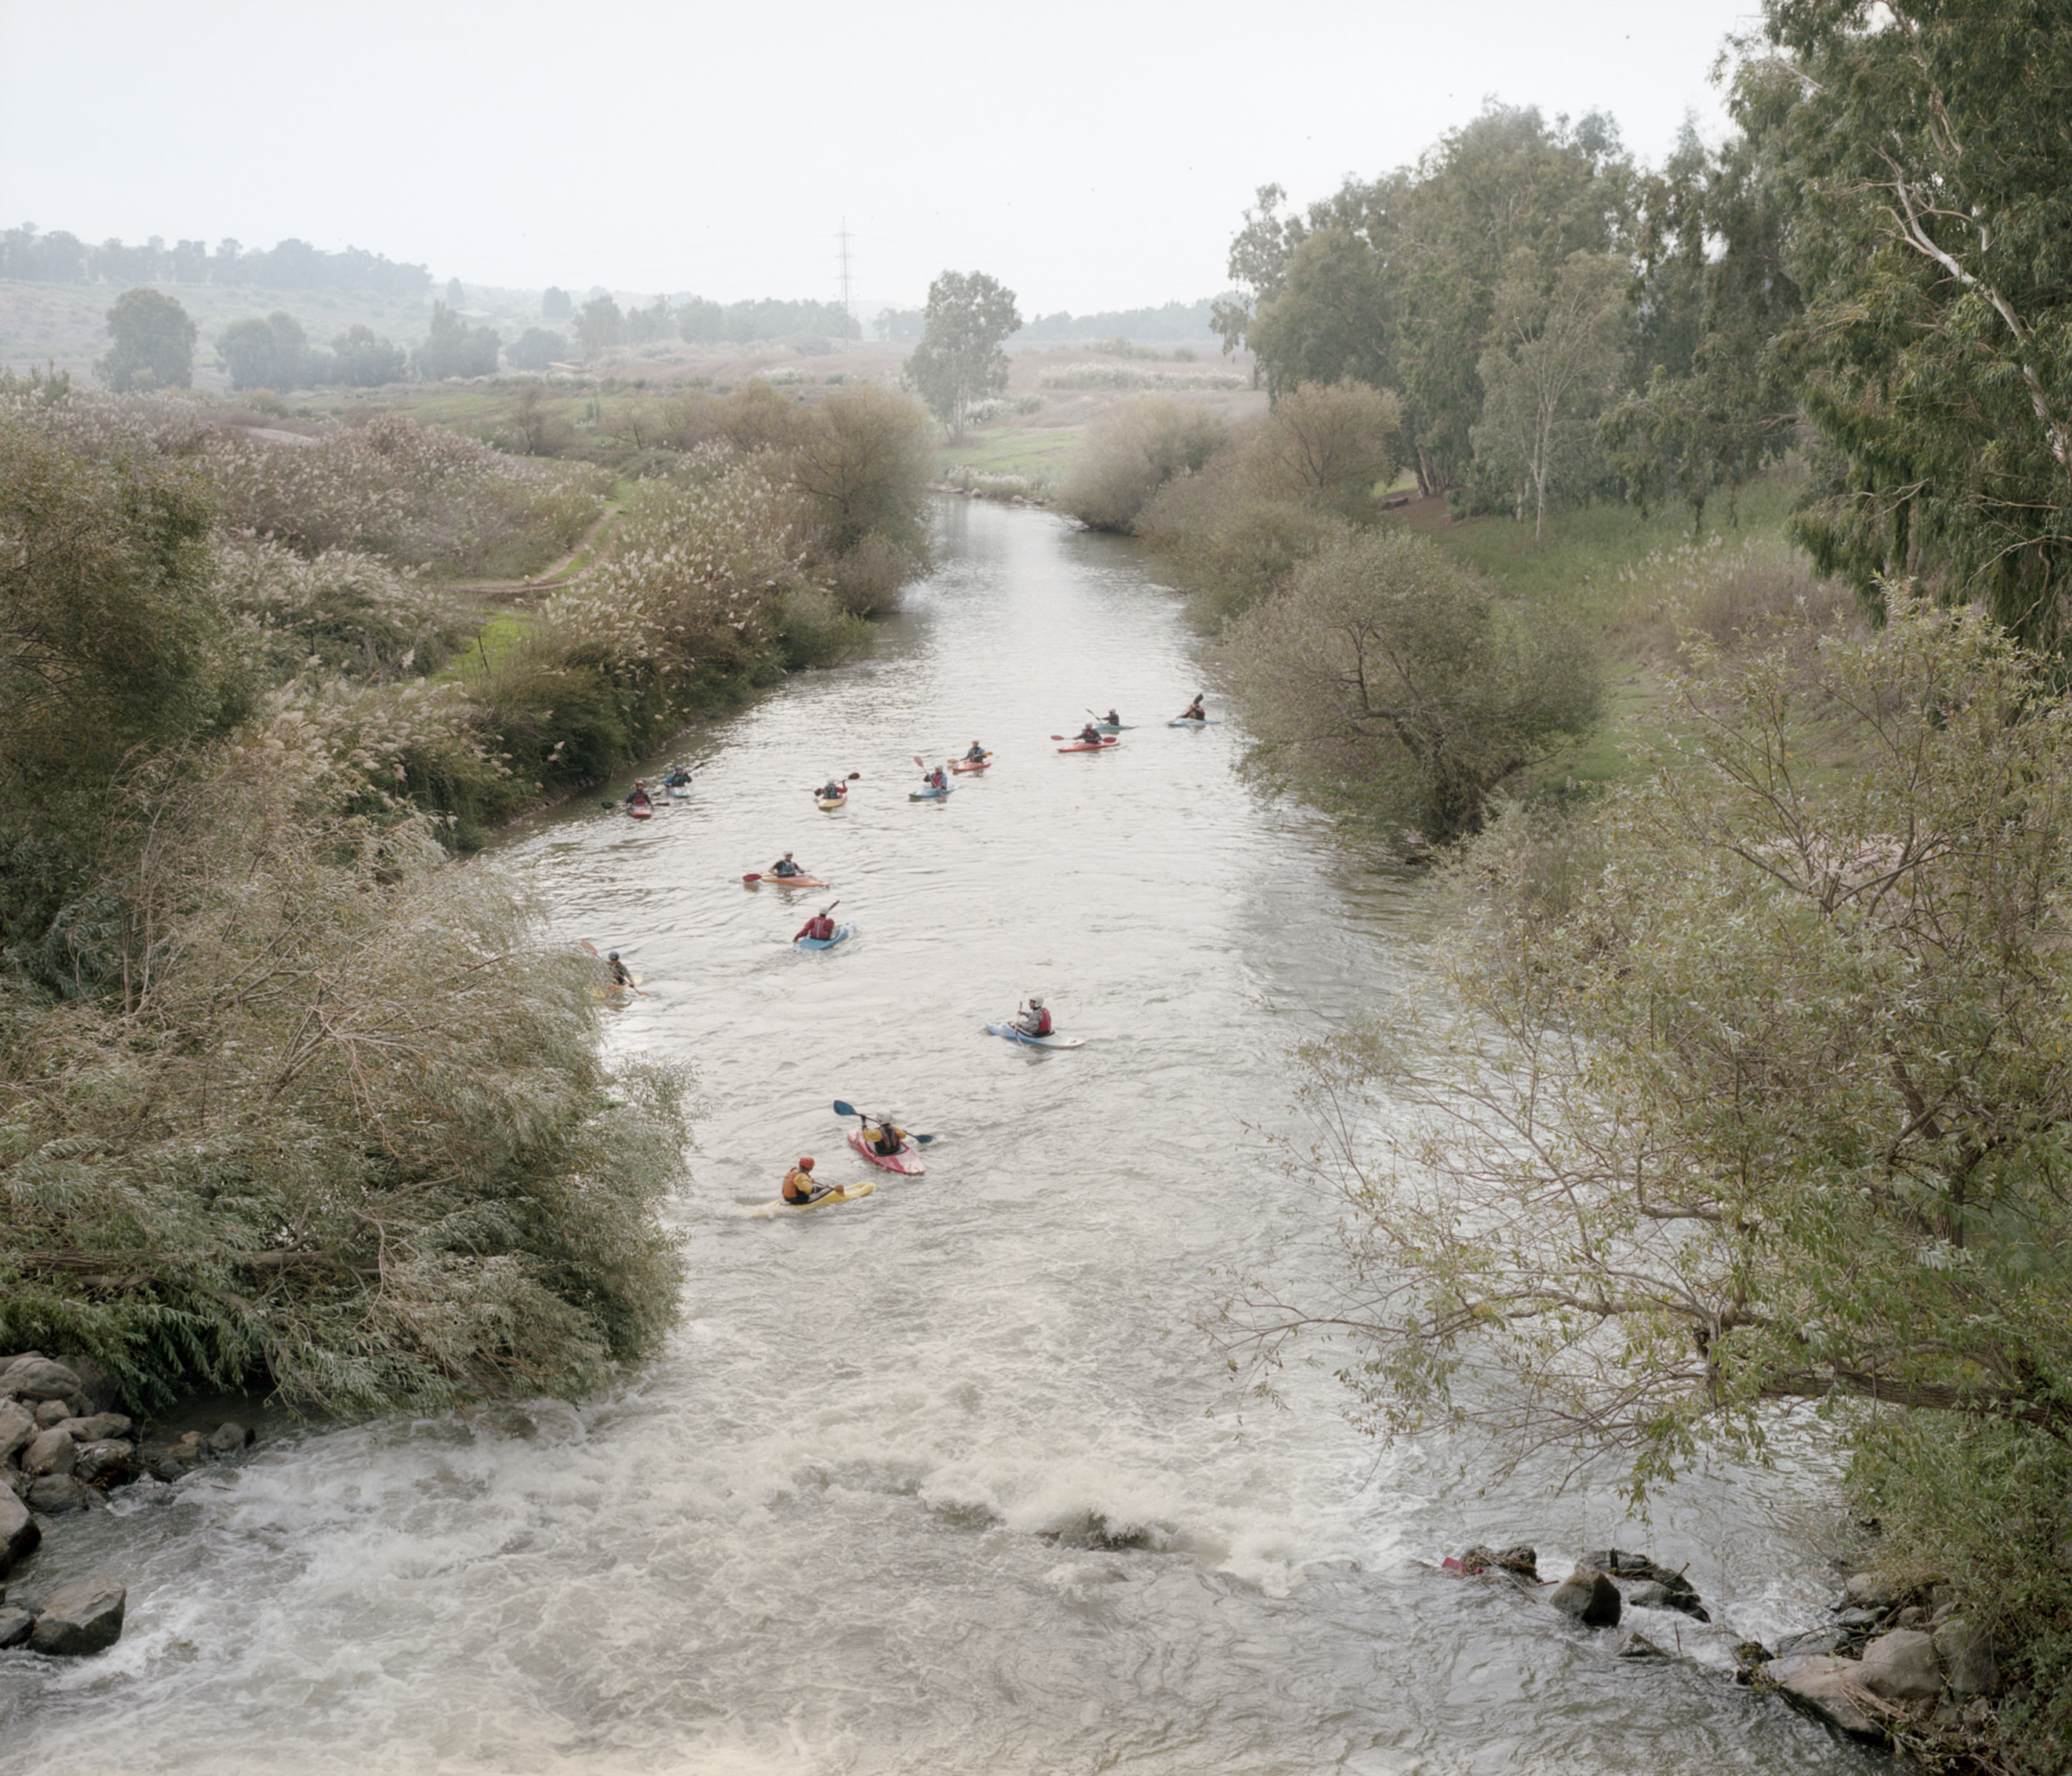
[[797, 1156, 815, 1171]]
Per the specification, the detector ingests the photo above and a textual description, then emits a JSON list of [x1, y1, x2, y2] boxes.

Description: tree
[[905, 270, 1020, 438], [219, 311, 312, 391], [1471, 252, 1627, 544], [1243, 229, 1396, 397], [1241, 379, 1402, 520], [94, 287, 195, 391], [1743, 2, 2072, 650], [444, 276, 465, 307], [1219, 528, 1600, 838], [414, 303, 500, 380], [505, 328, 566, 373], [1058, 397, 1227, 533], [624, 297, 673, 346], [542, 286, 574, 319], [784, 383, 935, 560], [574, 295, 622, 357], [1226, 596, 2072, 1505], [332, 323, 407, 387]]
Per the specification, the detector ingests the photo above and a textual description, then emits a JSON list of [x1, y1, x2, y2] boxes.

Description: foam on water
[[1, 502, 1876, 1775]]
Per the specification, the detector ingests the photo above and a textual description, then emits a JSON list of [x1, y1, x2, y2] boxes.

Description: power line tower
[[837, 220, 855, 342]]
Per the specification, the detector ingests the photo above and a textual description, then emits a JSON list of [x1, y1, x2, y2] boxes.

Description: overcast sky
[[1, 0, 1763, 315]]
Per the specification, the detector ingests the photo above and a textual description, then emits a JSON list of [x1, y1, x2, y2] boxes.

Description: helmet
[[1029, 995, 1045, 1007], [797, 1156, 815, 1171], [784, 851, 794, 858], [608, 951, 619, 961]]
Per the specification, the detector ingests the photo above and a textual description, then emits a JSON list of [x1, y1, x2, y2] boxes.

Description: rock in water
[[1855, 1628, 1942, 1702], [22, 1427, 76, 1478], [0, 1400, 33, 1466], [25, 1474, 90, 1514], [1934, 1621, 1999, 1697], [27, 1578, 126, 1656], [0, 1491, 40, 1577], [1763, 1653, 1878, 1738], [205, 1420, 254, 1455], [1550, 1564, 1622, 1627], [73, 1440, 139, 1486], [0, 1607, 32, 1648], [0, 1358, 83, 1404]]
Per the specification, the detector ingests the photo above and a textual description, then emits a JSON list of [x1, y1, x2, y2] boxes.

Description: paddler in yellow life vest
[[861, 1115, 907, 1159], [781, 1156, 820, 1204]]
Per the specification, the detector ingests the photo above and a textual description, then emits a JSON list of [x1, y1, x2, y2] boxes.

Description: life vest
[[1028, 1008, 1053, 1036], [782, 1167, 814, 1203]]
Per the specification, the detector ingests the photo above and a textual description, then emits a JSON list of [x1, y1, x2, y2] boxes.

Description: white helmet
[[1029, 995, 1045, 1008]]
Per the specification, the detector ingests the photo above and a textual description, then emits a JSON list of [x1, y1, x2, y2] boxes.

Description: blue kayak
[[983, 1020, 1086, 1050], [909, 784, 952, 801], [1168, 716, 1222, 727], [796, 923, 855, 950]]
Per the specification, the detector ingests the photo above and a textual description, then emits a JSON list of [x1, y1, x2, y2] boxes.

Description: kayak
[[1094, 723, 1134, 733], [951, 758, 992, 774], [909, 784, 952, 800], [627, 804, 655, 819], [796, 923, 854, 950], [1168, 717, 1222, 727], [750, 1180, 876, 1217], [746, 872, 829, 888], [594, 970, 641, 1002], [984, 1020, 1086, 1050], [668, 784, 693, 800], [816, 794, 847, 810], [847, 1130, 926, 1175], [1057, 739, 1119, 754]]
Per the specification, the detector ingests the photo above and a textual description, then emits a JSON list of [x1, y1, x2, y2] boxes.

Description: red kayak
[[1056, 739, 1120, 754], [628, 804, 655, 819], [952, 758, 992, 773], [847, 1130, 926, 1174]]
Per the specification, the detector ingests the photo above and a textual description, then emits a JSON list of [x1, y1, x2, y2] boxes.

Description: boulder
[[0, 1399, 34, 1465], [0, 1490, 39, 1576], [27, 1578, 125, 1656], [0, 1607, 31, 1648], [1856, 1628, 1942, 1703], [205, 1420, 254, 1455], [1765, 1653, 1879, 1738], [25, 1473, 90, 1514], [64, 1413, 132, 1444], [59, 1356, 118, 1415], [1550, 1564, 1622, 1628], [1626, 1581, 1712, 1622], [73, 1440, 138, 1487], [32, 1399, 70, 1430], [22, 1427, 75, 1478], [1774, 1626, 1844, 1659], [0, 1358, 83, 1404], [1457, 1542, 1538, 1580], [1934, 1621, 1999, 1697], [1843, 1570, 1896, 1609]]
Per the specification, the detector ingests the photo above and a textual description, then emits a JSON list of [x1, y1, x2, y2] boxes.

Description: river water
[[5, 500, 1874, 1775]]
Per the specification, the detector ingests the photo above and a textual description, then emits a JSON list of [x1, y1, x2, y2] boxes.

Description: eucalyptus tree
[[905, 270, 1020, 438]]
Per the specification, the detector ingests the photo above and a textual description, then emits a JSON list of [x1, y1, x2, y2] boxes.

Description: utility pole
[[837, 220, 855, 343]]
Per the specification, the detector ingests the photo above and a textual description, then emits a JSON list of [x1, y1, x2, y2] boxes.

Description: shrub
[[1137, 456, 1350, 625], [215, 533, 472, 680], [1240, 380, 1402, 521], [1058, 397, 1226, 533]]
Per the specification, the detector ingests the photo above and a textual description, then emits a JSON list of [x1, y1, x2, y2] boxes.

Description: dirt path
[[445, 502, 622, 602]]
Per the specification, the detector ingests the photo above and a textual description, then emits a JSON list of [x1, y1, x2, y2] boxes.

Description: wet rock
[[1457, 1543, 1538, 1580], [21, 1428, 75, 1479], [1625, 1580, 1712, 1623], [205, 1420, 254, 1455], [143, 1448, 196, 1483], [1934, 1621, 1999, 1697], [0, 1358, 82, 1404], [1732, 1640, 1774, 1680], [27, 1578, 125, 1656], [1775, 1627, 1844, 1659], [25, 1473, 90, 1514], [1857, 1628, 1942, 1703], [1550, 1564, 1622, 1628], [67, 1413, 132, 1444], [0, 1491, 39, 1576], [31, 1400, 70, 1430], [0, 1607, 31, 1648], [0, 1401, 33, 1466], [1765, 1653, 1878, 1738], [1843, 1571, 1896, 1609], [1836, 1606, 1882, 1629], [0, 1470, 25, 1501], [1616, 1631, 1669, 1659], [73, 1441, 138, 1487]]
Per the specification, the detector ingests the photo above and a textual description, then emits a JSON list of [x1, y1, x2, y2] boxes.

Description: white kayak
[[984, 1020, 1086, 1050]]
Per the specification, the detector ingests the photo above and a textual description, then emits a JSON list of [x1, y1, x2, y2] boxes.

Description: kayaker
[[796, 910, 837, 942], [1103, 709, 1121, 728], [925, 764, 948, 792], [606, 950, 634, 989], [781, 1156, 820, 1205], [772, 852, 804, 878], [663, 767, 691, 789], [1180, 694, 1206, 721], [963, 741, 988, 763], [625, 780, 653, 807], [818, 778, 846, 801], [861, 1115, 907, 1158], [1016, 997, 1054, 1037], [1074, 722, 1105, 746]]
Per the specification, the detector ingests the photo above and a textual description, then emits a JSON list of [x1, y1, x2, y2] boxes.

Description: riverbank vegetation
[[1172, 4, 2072, 1763], [0, 367, 934, 1413]]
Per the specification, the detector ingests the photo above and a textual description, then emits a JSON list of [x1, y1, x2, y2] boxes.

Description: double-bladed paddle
[[832, 1100, 935, 1143]]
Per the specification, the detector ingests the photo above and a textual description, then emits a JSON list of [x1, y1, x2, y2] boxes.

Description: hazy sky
[[1, 0, 1763, 315]]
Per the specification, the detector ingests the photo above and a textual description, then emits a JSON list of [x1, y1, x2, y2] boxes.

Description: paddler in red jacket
[[1015, 996, 1054, 1037], [796, 911, 837, 942]]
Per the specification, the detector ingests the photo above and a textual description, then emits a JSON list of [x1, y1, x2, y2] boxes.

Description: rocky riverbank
[[1444, 1538, 2007, 1767], [0, 1351, 260, 1662]]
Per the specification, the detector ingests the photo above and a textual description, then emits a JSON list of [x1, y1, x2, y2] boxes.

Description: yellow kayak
[[749, 1180, 875, 1217], [816, 794, 847, 811]]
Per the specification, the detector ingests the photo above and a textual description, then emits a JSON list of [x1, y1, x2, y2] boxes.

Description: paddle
[[578, 939, 648, 996], [832, 1100, 936, 1144], [810, 771, 862, 796]]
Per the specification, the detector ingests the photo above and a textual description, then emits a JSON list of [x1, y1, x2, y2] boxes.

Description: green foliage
[[218, 311, 312, 391], [414, 301, 500, 381], [1241, 379, 1402, 521], [783, 382, 935, 574], [1740, 3, 2072, 652], [1242, 229, 1395, 397], [506, 327, 567, 373], [95, 286, 195, 392], [1058, 397, 1227, 533], [331, 323, 407, 388], [1217, 528, 1601, 837], [574, 295, 622, 357], [906, 269, 1021, 437]]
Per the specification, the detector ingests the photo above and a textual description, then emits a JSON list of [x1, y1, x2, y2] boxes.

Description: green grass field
[[936, 426, 1086, 486]]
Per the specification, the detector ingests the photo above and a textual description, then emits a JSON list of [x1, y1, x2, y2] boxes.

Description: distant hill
[[0, 226, 432, 297], [1020, 299, 1227, 343]]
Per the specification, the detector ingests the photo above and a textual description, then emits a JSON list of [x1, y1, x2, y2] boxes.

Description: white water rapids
[[1, 500, 1876, 1774]]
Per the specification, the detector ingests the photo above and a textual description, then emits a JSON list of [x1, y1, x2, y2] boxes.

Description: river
[[4, 500, 1874, 1774]]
